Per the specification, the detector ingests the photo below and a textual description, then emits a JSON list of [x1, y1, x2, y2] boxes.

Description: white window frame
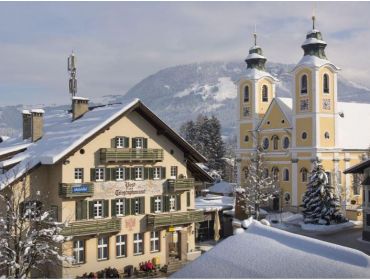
[[94, 200, 104, 219], [170, 166, 178, 179], [73, 240, 85, 264], [154, 196, 162, 213], [133, 198, 140, 215], [150, 231, 160, 252], [133, 233, 143, 255], [116, 167, 124, 181], [116, 198, 125, 216], [74, 168, 83, 183], [95, 168, 104, 182], [116, 235, 126, 258], [116, 137, 124, 148], [134, 138, 143, 149], [153, 167, 161, 180], [97, 237, 109, 261], [169, 195, 176, 212], [134, 167, 143, 181]]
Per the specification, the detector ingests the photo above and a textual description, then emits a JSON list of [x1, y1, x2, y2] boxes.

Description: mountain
[[1, 61, 370, 138]]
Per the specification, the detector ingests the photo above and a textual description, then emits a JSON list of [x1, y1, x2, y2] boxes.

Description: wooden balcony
[[167, 178, 195, 192], [100, 148, 164, 163], [147, 210, 204, 230], [61, 218, 121, 237], [59, 183, 94, 198]]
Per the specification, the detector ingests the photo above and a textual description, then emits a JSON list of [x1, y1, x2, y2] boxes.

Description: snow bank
[[300, 220, 361, 232], [171, 221, 370, 279], [208, 180, 236, 195], [195, 194, 234, 212]]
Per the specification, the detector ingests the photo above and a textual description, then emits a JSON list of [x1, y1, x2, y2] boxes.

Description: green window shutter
[[124, 137, 129, 148], [144, 168, 149, 180], [163, 196, 169, 212], [176, 194, 181, 211], [149, 168, 154, 180], [161, 167, 166, 179], [90, 168, 95, 181], [131, 198, 136, 214], [187, 192, 191, 207], [131, 168, 135, 180], [112, 138, 117, 148], [103, 200, 109, 217], [143, 138, 148, 149], [150, 197, 155, 213], [82, 200, 88, 220], [140, 197, 145, 214], [132, 138, 136, 148], [125, 199, 131, 216], [112, 168, 117, 181], [75, 201, 82, 220], [89, 201, 94, 219], [125, 168, 130, 180], [105, 168, 111, 181], [111, 199, 117, 217]]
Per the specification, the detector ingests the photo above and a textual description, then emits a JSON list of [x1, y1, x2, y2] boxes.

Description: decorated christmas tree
[[301, 162, 347, 225]]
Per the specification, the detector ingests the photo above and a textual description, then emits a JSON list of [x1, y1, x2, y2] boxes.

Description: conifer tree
[[302, 162, 347, 225]]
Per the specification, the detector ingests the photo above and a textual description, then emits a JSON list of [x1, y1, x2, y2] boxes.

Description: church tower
[[292, 16, 340, 151]]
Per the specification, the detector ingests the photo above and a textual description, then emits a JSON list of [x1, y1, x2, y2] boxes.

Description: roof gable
[[258, 97, 292, 130]]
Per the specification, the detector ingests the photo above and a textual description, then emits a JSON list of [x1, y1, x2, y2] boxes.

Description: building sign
[[71, 185, 90, 193]]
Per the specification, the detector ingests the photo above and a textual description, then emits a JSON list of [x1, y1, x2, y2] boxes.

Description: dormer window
[[301, 74, 308, 94], [323, 74, 329, 93], [243, 86, 250, 102], [262, 85, 268, 102]]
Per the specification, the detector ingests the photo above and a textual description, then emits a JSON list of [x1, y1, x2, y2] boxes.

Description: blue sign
[[72, 185, 89, 193]]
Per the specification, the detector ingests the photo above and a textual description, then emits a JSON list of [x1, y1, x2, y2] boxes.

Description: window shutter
[[103, 200, 109, 218], [90, 168, 95, 181], [111, 199, 117, 217], [143, 138, 148, 149], [131, 168, 135, 180], [76, 201, 82, 220], [139, 197, 145, 214], [161, 167, 166, 179], [163, 196, 169, 212], [89, 201, 94, 219], [131, 198, 136, 215], [124, 137, 129, 148], [113, 137, 118, 148], [187, 191, 191, 207], [132, 138, 136, 148], [144, 168, 149, 180], [150, 197, 155, 213], [149, 168, 154, 180], [112, 168, 117, 181], [176, 194, 181, 211], [105, 168, 111, 181], [125, 199, 131, 216], [81, 200, 87, 220], [125, 168, 130, 180]]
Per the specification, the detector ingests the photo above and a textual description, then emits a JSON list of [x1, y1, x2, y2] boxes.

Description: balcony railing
[[147, 210, 204, 230], [61, 218, 121, 237], [59, 183, 94, 198], [167, 178, 195, 192], [100, 148, 164, 163]]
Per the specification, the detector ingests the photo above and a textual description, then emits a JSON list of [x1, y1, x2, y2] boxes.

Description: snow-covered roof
[[294, 55, 340, 71], [0, 142, 31, 158], [31, 109, 45, 114], [195, 194, 234, 211], [171, 221, 370, 278], [302, 37, 327, 46], [245, 53, 266, 60], [208, 180, 236, 195], [244, 68, 279, 82], [72, 96, 89, 101], [22, 110, 31, 115], [275, 97, 293, 124]]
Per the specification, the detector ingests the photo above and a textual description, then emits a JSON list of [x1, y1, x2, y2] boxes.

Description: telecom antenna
[[68, 51, 77, 97]]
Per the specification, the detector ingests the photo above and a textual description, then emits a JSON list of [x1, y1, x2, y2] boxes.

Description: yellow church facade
[[236, 19, 370, 219]]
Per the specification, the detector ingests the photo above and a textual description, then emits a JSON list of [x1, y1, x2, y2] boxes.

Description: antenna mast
[[68, 52, 77, 97]]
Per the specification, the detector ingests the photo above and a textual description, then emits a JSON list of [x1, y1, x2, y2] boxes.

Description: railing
[[100, 148, 164, 163], [147, 210, 204, 229], [61, 218, 121, 237], [59, 183, 94, 198], [167, 178, 195, 192]]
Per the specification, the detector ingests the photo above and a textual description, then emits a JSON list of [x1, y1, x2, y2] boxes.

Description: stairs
[[165, 257, 187, 275]]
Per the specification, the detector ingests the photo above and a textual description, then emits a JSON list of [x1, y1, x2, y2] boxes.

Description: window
[[97, 237, 109, 260], [284, 192, 291, 202], [116, 167, 124, 181], [243, 106, 250, 117], [73, 240, 85, 264], [323, 74, 329, 93], [170, 166, 178, 178], [116, 137, 124, 148], [154, 196, 162, 213], [325, 172, 332, 186], [302, 132, 307, 140], [300, 99, 309, 111], [323, 98, 331, 110], [243, 167, 249, 179], [116, 199, 125, 216], [243, 86, 250, 102], [95, 168, 104, 181], [169, 195, 176, 212], [134, 138, 143, 149], [262, 85, 268, 102], [283, 137, 290, 149], [244, 135, 249, 142], [153, 167, 161, 180], [134, 167, 143, 180], [262, 138, 269, 150], [324, 132, 330, 139], [271, 167, 279, 181], [116, 235, 127, 258], [150, 231, 160, 252], [272, 135, 279, 150], [94, 200, 104, 218], [74, 168, 83, 183], [283, 169, 290, 181], [132, 197, 144, 215], [263, 168, 269, 178], [301, 168, 308, 182], [133, 233, 143, 255], [301, 75, 308, 94], [22, 200, 42, 219]]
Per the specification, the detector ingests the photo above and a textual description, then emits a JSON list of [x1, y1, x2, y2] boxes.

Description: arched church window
[[271, 135, 279, 150], [244, 135, 249, 142], [283, 137, 290, 149], [271, 167, 279, 181], [244, 86, 250, 102], [262, 85, 268, 102], [262, 138, 269, 150], [323, 74, 329, 94], [324, 132, 330, 139], [301, 74, 308, 94], [283, 169, 290, 181], [263, 168, 269, 178], [301, 167, 308, 182]]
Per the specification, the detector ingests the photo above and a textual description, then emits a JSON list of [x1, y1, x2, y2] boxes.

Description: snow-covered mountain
[[1, 61, 370, 138]]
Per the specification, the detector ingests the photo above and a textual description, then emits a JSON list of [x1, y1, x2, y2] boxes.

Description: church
[[236, 16, 370, 219]]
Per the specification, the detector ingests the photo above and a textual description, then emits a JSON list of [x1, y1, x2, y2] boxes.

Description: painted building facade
[[236, 19, 370, 217]]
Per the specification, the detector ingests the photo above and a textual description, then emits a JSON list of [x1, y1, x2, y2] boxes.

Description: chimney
[[22, 110, 32, 140], [72, 97, 89, 120], [31, 109, 44, 142]]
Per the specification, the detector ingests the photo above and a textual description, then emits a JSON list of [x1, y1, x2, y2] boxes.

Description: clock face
[[300, 99, 309, 111], [323, 98, 331, 110]]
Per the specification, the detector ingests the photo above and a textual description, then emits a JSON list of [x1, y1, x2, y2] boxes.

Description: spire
[[245, 30, 267, 71], [301, 12, 327, 59], [68, 51, 77, 97]]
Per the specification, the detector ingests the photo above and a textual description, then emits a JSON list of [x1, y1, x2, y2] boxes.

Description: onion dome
[[301, 16, 327, 59], [245, 33, 267, 71]]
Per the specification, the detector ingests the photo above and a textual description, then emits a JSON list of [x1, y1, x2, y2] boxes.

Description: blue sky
[[1, 1, 370, 106]]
